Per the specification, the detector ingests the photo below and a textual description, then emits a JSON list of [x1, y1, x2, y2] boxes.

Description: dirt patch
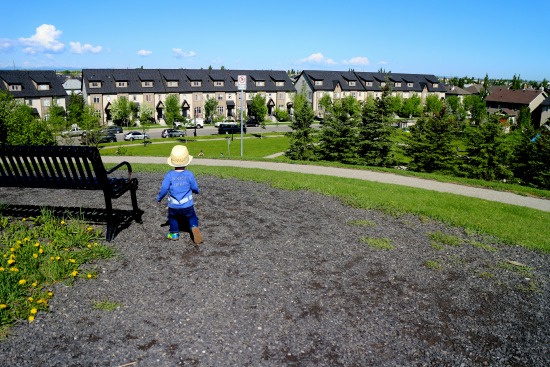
[[0, 172, 549, 366]]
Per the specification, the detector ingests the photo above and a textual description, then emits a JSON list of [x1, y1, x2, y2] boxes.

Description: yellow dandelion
[[28, 315, 34, 322], [69, 259, 76, 263], [30, 308, 37, 315], [0, 304, 7, 309], [36, 299, 44, 304], [55, 256, 61, 261], [34, 242, 40, 247], [39, 248, 43, 254], [32, 282, 37, 287], [87, 227, 93, 231], [23, 237, 29, 242], [60, 220, 65, 225], [9, 247, 15, 252], [33, 253, 38, 259], [47, 291, 53, 297], [71, 270, 78, 277], [22, 218, 27, 222], [87, 273, 93, 279], [87, 244, 92, 248], [50, 256, 55, 261], [7, 259, 15, 265], [15, 240, 22, 245], [0, 267, 4, 271], [19, 279, 27, 285], [10, 267, 19, 272], [28, 297, 34, 302], [9, 254, 15, 259]]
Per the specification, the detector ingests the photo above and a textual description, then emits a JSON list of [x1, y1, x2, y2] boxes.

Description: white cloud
[[343, 56, 370, 66], [378, 61, 388, 65], [19, 24, 64, 54], [299, 52, 336, 65], [0, 39, 15, 52], [137, 49, 152, 56], [173, 48, 196, 58], [70, 41, 102, 54]]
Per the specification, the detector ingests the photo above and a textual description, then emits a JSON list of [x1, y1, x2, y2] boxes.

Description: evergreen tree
[[316, 95, 361, 164], [357, 88, 396, 166], [461, 114, 512, 181], [67, 93, 85, 127], [404, 115, 457, 174], [164, 94, 183, 126], [481, 73, 490, 100], [286, 92, 316, 160], [527, 127, 550, 189]]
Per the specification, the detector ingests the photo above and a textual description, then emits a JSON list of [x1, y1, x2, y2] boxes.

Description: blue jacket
[[156, 169, 200, 209]]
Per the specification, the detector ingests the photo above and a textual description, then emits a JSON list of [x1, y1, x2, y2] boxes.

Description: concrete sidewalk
[[102, 156, 550, 212]]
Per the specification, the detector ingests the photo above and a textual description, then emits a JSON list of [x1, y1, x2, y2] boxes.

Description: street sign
[[237, 75, 246, 90]]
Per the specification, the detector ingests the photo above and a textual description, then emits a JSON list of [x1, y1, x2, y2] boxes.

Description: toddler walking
[[157, 145, 203, 244]]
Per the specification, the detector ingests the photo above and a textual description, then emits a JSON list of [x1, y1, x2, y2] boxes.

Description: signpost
[[237, 75, 246, 157]]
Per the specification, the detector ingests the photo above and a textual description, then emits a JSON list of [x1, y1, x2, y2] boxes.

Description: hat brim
[[167, 155, 193, 167]]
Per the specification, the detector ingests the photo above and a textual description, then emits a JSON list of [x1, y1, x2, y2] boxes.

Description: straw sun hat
[[167, 145, 193, 167]]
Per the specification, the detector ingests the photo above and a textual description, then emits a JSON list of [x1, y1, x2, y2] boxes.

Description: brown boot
[[191, 227, 203, 245]]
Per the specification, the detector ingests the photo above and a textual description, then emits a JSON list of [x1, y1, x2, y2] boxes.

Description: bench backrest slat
[[0, 145, 108, 190]]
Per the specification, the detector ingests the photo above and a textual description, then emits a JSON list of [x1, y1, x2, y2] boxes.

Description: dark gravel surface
[[0, 172, 549, 367]]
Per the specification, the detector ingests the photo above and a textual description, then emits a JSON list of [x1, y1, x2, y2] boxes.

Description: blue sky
[[1, 0, 548, 80]]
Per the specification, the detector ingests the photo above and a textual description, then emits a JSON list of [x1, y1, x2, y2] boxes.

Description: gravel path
[[0, 172, 549, 367]]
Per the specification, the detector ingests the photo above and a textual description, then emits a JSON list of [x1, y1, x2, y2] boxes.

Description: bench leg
[[130, 181, 143, 224]]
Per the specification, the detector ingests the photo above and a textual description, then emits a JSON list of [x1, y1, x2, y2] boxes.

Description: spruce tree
[[357, 89, 395, 166], [316, 95, 361, 164], [286, 92, 316, 161]]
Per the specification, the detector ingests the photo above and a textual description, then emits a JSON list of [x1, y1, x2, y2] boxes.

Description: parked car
[[246, 117, 260, 127], [215, 119, 236, 127], [218, 123, 246, 134], [124, 131, 150, 141], [161, 128, 186, 138], [61, 126, 86, 137], [106, 125, 123, 134], [80, 131, 117, 145], [175, 118, 204, 129]]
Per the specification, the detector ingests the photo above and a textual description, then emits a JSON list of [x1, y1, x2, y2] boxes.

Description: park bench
[[0, 145, 142, 241]]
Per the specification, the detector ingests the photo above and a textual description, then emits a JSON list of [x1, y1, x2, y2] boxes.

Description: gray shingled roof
[[0, 70, 67, 98]]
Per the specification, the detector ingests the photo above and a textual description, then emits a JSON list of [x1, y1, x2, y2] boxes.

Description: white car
[[124, 131, 150, 141], [215, 120, 236, 127], [175, 119, 204, 129], [61, 127, 85, 137]]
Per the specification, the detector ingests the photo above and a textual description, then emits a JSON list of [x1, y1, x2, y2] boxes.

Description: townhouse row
[[1, 68, 548, 127]]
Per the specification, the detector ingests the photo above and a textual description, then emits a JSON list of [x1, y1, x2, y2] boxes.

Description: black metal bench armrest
[[105, 161, 133, 180]]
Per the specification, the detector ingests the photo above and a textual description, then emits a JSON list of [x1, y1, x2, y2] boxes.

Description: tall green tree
[[204, 97, 218, 122], [316, 95, 361, 164], [357, 88, 396, 167], [67, 93, 85, 127], [461, 114, 512, 181], [480, 73, 490, 100], [110, 96, 132, 126], [511, 74, 522, 90], [463, 95, 487, 124], [424, 95, 444, 116], [286, 92, 316, 160], [401, 93, 422, 118], [139, 103, 154, 125], [249, 94, 267, 123], [164, 94, 182, 126], [404, 115, 457, 174], [0, 91, 55, 145]]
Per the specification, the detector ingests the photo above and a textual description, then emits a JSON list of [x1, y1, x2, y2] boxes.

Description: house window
[[278, 93, 285, 99], [366, 82, 372, 87], [256, 81, 265, 86], [194, 94, 201, 101], [9, 84, 21, 91], [93, 97, 100, 103], [194, 107, 202, 116], [381, 82, 386, 87], [142, 81, 153, 87], [90, 82, 101, 88], [145, 95, 152, 102], [395, 82, 401, 87], [352, 92, 356, 98], [407, 82, 413, 87], [433, 83, 438, 88], [314, 80, 323, 86], [192, 81, 201, 87], [117, 81, 127, 87], [217, 94, 223, 101], [167, 81, 178, 87], [214, 81, 224, 87], [38, 84, 50, 90], [276, 81, 284, 87], [217, 106, 224, 115], [349, 81, 356, 87]]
